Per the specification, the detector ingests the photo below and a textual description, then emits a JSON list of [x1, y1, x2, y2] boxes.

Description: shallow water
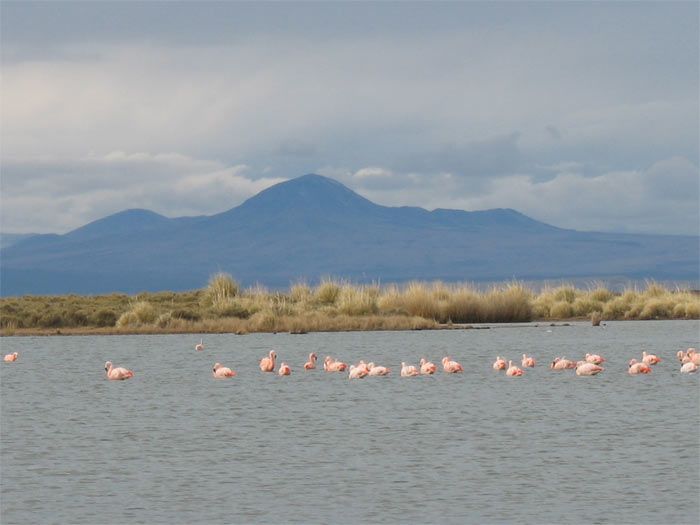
[[1, 320, 699, 525]]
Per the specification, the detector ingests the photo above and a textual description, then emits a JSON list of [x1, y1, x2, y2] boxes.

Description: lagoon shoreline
[[2, 277, 698, 337]]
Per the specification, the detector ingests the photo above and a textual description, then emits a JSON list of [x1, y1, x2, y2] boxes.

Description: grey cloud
[[1, 3, 697, 235]]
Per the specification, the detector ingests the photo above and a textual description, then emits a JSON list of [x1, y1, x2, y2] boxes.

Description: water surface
[[1, 321, 699, 524]]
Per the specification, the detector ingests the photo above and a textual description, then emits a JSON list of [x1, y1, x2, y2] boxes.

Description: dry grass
[[1, 277, 698, 335]]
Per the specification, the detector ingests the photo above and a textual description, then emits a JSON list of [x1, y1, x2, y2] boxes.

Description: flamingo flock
[[3, 345, 698, 380]]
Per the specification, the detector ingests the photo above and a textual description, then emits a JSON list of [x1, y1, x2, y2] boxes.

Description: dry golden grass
[[1, 277, 698, 335]]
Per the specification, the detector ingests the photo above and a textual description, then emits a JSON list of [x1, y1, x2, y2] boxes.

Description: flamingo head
[[628, 358, 638, 367], [104, 361, 112, 372], [213, 363, 221, 372], [270, 350, 277, 360], [310, 352, 317, 360], [367, 362, 375, 369], [442, 356, 450, 365]]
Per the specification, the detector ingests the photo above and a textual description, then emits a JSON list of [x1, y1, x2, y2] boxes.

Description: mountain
[[1, 174, 698, 295], [0, 233, 39, 250]]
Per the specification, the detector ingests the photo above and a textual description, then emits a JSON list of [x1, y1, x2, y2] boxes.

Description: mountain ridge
[[1, 174, 697, 295]]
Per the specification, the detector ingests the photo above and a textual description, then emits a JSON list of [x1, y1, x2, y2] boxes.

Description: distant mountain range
[[1, 174, 698, 296]]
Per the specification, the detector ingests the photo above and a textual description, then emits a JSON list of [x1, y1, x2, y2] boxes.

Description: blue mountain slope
[[1, 174, 697, 295]]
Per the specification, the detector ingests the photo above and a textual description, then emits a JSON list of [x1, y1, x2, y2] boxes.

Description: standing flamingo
[[521, 354, 536, 367], [304, 353, 317, 370], [324, 356, 348, 372], [104, 361, 134, 380], [441, 356, 464, 373], [400, 362, 419, 377], [278, 363, 291, 376], [419, 358, 437, 375], [259, 351, 277, 372], [3, 352, 18, 362], [492, 356, 507, 370], [585, 353, 605, 365], [550, 357, 576, 370], [628, 359, 652, 375], [641, 351, 661, 365], [506, 360, 524, 376], [212, 363, 236, 378], [195, 339, 204, 351], [348, 365, 368, 379], [575, 361, 604, 376], [367, 362, 390, 376]]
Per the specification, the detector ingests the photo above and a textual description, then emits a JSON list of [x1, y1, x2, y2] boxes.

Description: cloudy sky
[[2, 2, 698, 235]]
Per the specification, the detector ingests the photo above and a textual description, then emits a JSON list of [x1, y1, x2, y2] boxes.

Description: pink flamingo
[[104, 361, 134, 380], [4, 352, 18, 362], [686, 349, 700, 366], [575, 361, 604, 376], [195, 339, 204, 352], [680, 361, 698, 374], [585, 353, 605, 365], [419, 358, 437, 375], [521, 354, 536, 367], [677, 350, 687, 363], [442, 356, 464, 373], [400, 362, 419, 377], [628, 359, 652, 375], [259, 350, 277, 372], [550, 357, 576, 370], [492, 356, 507, 370], [278, 363, 291, 376], [324, 356, 348, 372], [304, 353, 317, 370], [348, 365, 368, 379], [212, 363, 236, 378], [506, 360, 524, 377], [367, 362, 390, 376], [641, 351, 661, 365]]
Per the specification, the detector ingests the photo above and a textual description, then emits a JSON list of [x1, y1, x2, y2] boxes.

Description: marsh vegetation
[[1, 274, 698, 335]]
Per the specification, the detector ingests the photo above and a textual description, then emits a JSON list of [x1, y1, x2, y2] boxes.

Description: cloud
[[340, 157, 699, 235], [0, 153, 286, 233], [0, 3, 697, 235]]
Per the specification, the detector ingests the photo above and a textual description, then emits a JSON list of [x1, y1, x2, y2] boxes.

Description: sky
[[1, 2, 698, 235]]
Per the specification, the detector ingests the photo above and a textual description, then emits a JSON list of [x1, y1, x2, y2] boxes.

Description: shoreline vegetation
[[1, 274, 698, 336]]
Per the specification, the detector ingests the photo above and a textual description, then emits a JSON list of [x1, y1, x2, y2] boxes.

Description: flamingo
[[687, 349, 700, 366], [104, 361, 134, 380], [400, 362, 419, 377], [212, 363, 236, 378], [585, 353, 605, 365], [304, 352, 317, 370], [367, 362, 390, 376], [680, 361, 698, 374], [348, 365, 368, 379], [550, 357, 576, 370], [3, 352, 18, 362], [492, 356, 507, 370], [521, 354, 536, 368], [441, 356, 464, 373], [575, 361, 604, 376], [324, 356, 348, 372], [641, 351, 661, 365], [628, 359, 652, 375], [677, 350, 687, 363], [506, 360, 524, 377], [419, 358, 437, 375], [195, 339, 204, 352], [259, 350, 277, 372], [278, 363, 291, 376]]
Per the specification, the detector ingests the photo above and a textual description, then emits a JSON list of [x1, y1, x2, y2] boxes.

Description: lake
[[1, 320, 698, 524]]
